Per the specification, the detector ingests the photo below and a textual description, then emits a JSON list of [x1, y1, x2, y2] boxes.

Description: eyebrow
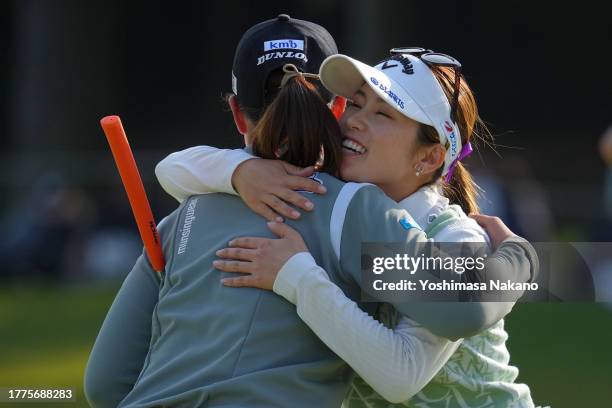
[[355, 89, 384, 103], [354, 89, 366, 98]]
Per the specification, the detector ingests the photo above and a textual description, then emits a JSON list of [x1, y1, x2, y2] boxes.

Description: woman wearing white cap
[[156, 49, 536, 407]]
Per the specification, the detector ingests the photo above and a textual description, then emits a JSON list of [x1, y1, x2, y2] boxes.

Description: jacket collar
[[398, 184, 449, 229]]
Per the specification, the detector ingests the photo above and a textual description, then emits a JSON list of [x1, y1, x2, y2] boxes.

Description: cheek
[[338, 113, 350, 133], [371, 128, 415, 171], [391, 125, 419, 163], [339, 153, 369, 182], [340, 145, 389, 182], [370, 131, 404, 162]]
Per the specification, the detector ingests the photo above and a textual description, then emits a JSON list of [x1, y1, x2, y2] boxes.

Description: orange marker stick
[[331, 96, 347, 121], [100, 115, 165, 273]]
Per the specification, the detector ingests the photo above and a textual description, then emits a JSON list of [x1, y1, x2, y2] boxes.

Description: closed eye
[[346, 100, 362, 109]]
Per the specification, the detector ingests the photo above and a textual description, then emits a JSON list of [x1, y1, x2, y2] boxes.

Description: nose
[[343, 106, 367, 132]]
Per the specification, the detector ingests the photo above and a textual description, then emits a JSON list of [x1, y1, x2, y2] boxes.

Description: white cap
[[320, 54, 462, 176]]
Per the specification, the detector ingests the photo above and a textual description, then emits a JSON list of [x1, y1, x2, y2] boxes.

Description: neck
[[377, 180, 424, 202], [242, 118, 255, 145], [243, 132, 252, 146]]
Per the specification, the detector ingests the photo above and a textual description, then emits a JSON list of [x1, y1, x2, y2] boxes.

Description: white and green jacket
[[341, 186, 535, 408]]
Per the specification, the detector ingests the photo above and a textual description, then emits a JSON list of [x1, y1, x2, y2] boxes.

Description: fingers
[[216, 247, 257, 262], [267, 222, 308, 252], [469, 213, 485, 224], [469, 213, 499, 226], [252, 162, 326, 222], [281, 161, 316, 177], [469, 213, 514, 249], [275, 189, 315, 213], [264, 176, 326, 220], [253, 202, 285, 223], [221, 276, 261, 288], [262, 194, 301, 220], [228, 236, 269, 249], [286, 175, 327, 194], [267, 221, 298, 239], [296, 166, 316, 177], [213, 259, 254, 274]]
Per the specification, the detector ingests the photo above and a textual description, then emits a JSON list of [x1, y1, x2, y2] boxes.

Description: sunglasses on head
[[390, 47, 462, 124]]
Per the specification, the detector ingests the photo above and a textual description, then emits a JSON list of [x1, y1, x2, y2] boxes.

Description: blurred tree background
[[0, 1, 611, 406]]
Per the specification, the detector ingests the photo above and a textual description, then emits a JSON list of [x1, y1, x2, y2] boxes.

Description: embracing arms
[[156, 146, 539, 340], [155, 145, 324, 220], [155, 146, 253, 202], [215, 221, 458, 402], [274, 252, 460, 402]]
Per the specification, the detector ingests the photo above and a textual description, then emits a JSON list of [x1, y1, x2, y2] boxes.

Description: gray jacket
[[84, 173, 537, 407]]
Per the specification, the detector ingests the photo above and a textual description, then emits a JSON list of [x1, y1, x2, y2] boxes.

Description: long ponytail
[[250, 75, 343, 174], [442, 162, 480, 215]]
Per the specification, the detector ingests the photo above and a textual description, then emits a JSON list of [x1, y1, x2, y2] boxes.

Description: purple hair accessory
[[444, 142, 473, 183]]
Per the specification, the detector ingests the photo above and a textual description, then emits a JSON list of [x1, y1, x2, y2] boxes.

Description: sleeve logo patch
[[399, 216, 413, 230]]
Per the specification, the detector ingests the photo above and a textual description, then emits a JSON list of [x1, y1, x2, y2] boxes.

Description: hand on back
[[232, 159, 327, 221], [214, 222, 308, 290], [469, 213, 516, 249]]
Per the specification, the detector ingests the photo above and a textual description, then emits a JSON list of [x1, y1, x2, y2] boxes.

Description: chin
[[338, 163, 353, 182], [339, 164, 370, 183]]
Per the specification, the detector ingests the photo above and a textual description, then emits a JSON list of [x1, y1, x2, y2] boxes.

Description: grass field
[[1, 284, 611, 407], [0, 284, 118, 408]]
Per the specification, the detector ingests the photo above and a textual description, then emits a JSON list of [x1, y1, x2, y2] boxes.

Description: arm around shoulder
[[411, 235, 539, 340], [273, 252, 458, 403], [155, 145, 255, 202], [336, 185, 539, 340]]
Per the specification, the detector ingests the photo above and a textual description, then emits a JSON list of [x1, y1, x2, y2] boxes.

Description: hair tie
[[444, 142, 473, 183], [280, 64, 320, 88]]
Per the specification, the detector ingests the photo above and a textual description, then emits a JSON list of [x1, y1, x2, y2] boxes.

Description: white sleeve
[[155, 145, 256, 202], [273, 252, 461, 403]]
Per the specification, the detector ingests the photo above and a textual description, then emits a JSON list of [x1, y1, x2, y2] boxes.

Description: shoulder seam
[[329, 183, 373, 261]]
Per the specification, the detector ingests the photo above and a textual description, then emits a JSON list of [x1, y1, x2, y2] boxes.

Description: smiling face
[[339, 83, 425, 201]]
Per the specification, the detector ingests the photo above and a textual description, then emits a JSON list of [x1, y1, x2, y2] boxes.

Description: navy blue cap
[[231, 14, 338, 114]]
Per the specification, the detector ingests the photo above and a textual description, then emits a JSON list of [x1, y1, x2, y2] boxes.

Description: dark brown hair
[[249, 74, 343, 173], [416, 66, 491, 215]]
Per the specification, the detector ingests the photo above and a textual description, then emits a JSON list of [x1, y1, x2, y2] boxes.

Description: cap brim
[[319, 54, 433, 126]]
